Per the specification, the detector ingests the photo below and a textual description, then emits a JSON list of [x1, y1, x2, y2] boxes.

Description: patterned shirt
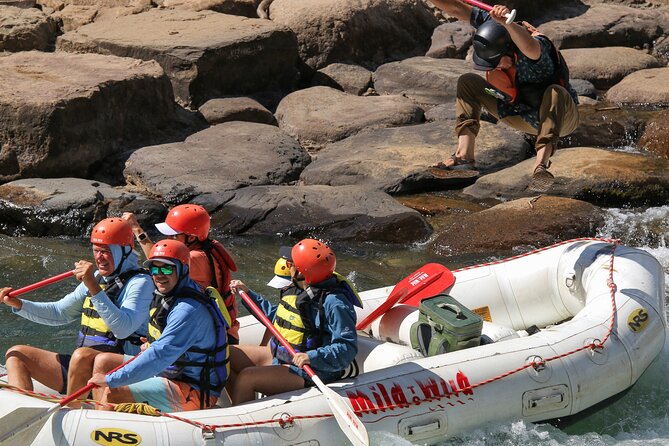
[[470, 8, 578, 129]]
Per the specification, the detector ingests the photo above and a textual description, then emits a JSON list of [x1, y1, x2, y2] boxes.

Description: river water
[[0, 205, 667, 445]]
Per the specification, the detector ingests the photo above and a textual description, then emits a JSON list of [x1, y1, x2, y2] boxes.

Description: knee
[[457, 73, 484, 93], [93, 353, 121, 374], [543, 84, 569, 102], [70, 348, 97, 367], [5, 345, 28, 363]]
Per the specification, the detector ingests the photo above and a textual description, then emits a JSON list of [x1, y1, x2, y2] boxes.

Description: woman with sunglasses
[[88, 239, 230, 412], [0, 218, 154, 405]]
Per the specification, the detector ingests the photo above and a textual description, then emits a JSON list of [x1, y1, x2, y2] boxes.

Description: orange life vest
[[485, 22, 571, 107]]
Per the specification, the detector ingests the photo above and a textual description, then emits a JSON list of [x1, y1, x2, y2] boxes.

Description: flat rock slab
[[538, 4, 669, 49], [374, 57, 481, 106], [275, 86, 424, 150], [607, 68, 669, 107], [269, 0, 438, 70], [57, 8, 299, 107], [198, 97, 276, 125], [0, 51, 185, 183], [565, 104, 648, 149], [124, 121, 310, 203], [0, 178, 164, 236], [431, 196, 604, 256], [196, 184, 432, 242], [299, 120, 528, 194], [562, 47, 661, 90], [0, 5, 58, 51], [463, 147, 669, 206]]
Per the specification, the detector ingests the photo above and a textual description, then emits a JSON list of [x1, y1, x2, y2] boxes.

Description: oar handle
[[59, 354, 137, 407], [239, 290, 316, 378], [461, 0, 517, 24], [8, 271, 75, 298]]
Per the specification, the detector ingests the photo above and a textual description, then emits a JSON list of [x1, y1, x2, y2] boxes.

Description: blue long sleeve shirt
[[106, 296, 223, 396], [14, 254, 153, 355], [243, 285, 358, 374]]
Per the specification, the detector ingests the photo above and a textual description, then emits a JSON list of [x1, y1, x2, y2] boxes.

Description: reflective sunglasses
[[150, 265, 175, 276]]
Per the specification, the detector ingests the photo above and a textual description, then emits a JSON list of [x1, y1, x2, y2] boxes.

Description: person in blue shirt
[[429, 1, 579, 192], [0, 218, 153, 402], [88, 239, 230, 412], [228, 239, 361, 405]]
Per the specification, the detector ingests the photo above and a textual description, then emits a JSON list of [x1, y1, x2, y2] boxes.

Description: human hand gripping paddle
[[356, 263, 455, 330], [0, 355, 137, 445], [462, 0, 516, 23], [238, 290, 369, 446]]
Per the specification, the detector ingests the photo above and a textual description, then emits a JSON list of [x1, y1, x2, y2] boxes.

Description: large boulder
[[606, 68, 669, 107], [0, 178, 164, 236], [275, 86, 424, 150], [0, 51, 189, 184], [431, 196, 604, 256], [565, 104, 648, 149], [0, 5, 58, 51], [269, 0, 438, 70], [158, 0, 261, 17], [373, 57, 481, 106], [198, 97, 276, 126], [638, 109, 669, 159], [124, 121, 311, 203], [57, 9, 300, 107], [310, 63, 373, 96], [196, 184, 433, 242], [538, 5, 669, 49], [299, 120, 529, 194], [463, 147, 669, 206], [562, 47, 661, 90], [425, 21, 473, 59]]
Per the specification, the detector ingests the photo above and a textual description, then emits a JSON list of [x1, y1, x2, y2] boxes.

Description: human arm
[[122, 212, 153, 259], [105, 302, 207, 387], [489, 5, 540, 60], [90, 274, 154, 339], [430, 0, 472, 22], [7, 282, 87, 325], [230, 280, 277, 322], [307, 295, 358, 372]]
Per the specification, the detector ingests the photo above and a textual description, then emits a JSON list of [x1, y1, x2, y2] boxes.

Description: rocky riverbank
[[0, 0, 668, 255]]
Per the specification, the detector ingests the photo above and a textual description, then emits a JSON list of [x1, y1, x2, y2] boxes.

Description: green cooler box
[[410, 294, 483, 357]]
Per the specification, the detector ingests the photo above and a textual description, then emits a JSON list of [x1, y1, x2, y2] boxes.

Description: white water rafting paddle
[[0, 355, 137, 445], [239, 290, 369, 446], [356, 263, 455, 330], [462, 0, 516, 23]]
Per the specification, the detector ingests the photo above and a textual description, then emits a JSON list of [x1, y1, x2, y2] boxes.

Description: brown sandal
[[431, 153, 476, 171]]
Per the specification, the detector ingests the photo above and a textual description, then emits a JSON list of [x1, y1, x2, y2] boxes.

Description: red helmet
[[156, 204, 210, 241], [90, 218, 133, 247], [291, 239, 336, 285], [147, 239, 190, 267]]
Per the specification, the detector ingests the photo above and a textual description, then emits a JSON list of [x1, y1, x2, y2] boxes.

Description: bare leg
[[226, 345, 273, 396], [534, 142, 554, 171], [67, 348, 101, 399], [453, 127, 477, 162], [98, 386, 135, 411], [5, 345, 65, 392], [91, 353, 124, 401], [231, 365, 305, 405]]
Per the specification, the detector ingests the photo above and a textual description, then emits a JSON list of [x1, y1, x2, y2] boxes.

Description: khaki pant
[[454, 73, 579, 151]]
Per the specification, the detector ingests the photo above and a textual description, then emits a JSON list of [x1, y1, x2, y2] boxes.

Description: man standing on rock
[[429, 1, 579, 192]]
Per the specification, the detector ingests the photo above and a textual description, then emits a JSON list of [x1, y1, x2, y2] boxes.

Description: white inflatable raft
[[0, 239, 665, 445]]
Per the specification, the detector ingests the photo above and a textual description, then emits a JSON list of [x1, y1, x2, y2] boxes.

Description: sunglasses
[[150, 265, 175, 276]]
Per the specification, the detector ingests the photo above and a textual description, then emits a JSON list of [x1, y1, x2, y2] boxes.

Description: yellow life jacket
[[147, 286, 231, 409], [77, 269, 145, 352], [270, 273, 362, 364]]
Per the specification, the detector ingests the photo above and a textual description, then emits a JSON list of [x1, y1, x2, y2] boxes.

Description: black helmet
[[472, 20, 512, 71]]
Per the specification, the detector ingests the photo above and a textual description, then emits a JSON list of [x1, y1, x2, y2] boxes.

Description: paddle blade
[[0, 405, 55, 445], [400, 264, 455, 307], [312, 376, 369, 446], [357, 263, 455, 330]]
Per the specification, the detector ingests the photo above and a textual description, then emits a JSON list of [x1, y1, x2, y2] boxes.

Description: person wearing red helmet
[[227, 239, 362, 404], [0, 218, 154, 402], [122, 205, 239, 344], [88, 239, 230, 412]]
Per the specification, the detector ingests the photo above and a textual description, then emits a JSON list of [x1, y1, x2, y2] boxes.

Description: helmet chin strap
[[110, 245, 131, 277]]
